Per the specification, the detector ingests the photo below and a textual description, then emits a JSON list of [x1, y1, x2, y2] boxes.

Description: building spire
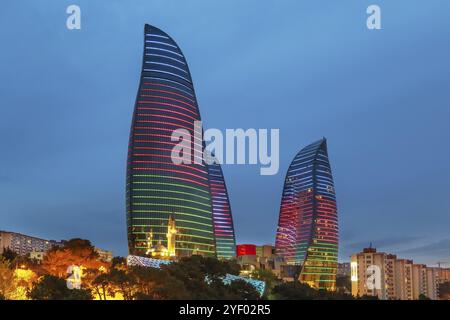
[[167, 214, 177, 257]]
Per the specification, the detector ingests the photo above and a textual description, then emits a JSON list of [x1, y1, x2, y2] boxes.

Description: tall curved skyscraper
[[208, 161, 236, 259], [275, 138, 338, 290], [126, 24, 217, 257]]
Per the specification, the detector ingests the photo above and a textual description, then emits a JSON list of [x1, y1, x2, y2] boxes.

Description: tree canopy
[[28, 275, 92, 300]]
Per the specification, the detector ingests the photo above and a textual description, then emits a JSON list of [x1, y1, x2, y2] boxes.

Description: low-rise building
[[236, 244, 285, 277], [95, 247, 113, 262]]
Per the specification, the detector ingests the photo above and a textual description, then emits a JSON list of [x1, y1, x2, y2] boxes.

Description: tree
[[28, 275, 92, 300], [41, 238, 107, 279], [227, 279, 261, 300], [149, 275, 188, 300], [162, 256, 260, 300], [271, 281, 318, 300], [39, 238, 109, 299], [250, 269, 279, 297], [111, 256, 127, 269], [163, 255, 231, 299], [0, 258, 15, 299], [271, 281, 355, 300], [90, 262, 188, 300], [418, 294, 431, 300], [14, 266, 38, 297], [1, 248, 18, 262], [91, 272, 110, 300], [103, 268, 136, 300], [131, 266, 189, 300]]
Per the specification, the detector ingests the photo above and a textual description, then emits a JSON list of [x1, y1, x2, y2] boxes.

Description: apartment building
[[0, 230, 62, 256], [351, 247, 441, 300]]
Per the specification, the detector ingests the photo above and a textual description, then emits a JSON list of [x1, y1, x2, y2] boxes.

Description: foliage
[[227, 279, 261, 300], [132, 266, 188, 300], [101, 268, 136, 300], [90, 263, 188, 300], [271, 281, 318, 300], [111, 256, 127, 269], [3, 243, 362, 301], [28, 275, 92, 300], [1, 248, 18, 262], [162, 255, 259, 300], [271, 281, 355, 300], [91, 272, 111, 300], [10, 267, 38, 299], [250, 268, 279, 297], [0, 258, 16, 299], [4, 240, 263, 300], [418, 294, 431, 300], [41, 238, 107, 278]]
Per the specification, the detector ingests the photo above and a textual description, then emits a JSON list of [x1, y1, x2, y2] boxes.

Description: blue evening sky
[[1, 1, 449, 264]]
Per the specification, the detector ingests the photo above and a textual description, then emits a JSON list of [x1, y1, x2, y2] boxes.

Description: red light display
[[236, 244, 257, 257]]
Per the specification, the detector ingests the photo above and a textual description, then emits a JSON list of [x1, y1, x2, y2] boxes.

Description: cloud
[[343, 235, 424, 252], [398, 239, 450, 258]]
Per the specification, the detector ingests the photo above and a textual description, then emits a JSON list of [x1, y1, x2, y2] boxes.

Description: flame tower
[[275, 138, 338, 290], [208, 161, 236, 259], [126, 24, 216, 257]]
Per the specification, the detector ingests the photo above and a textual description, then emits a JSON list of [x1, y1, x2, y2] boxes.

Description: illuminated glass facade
[[126, 24, 216, 257], [208, 162, 236, 259], [275, 138, 338, 290]]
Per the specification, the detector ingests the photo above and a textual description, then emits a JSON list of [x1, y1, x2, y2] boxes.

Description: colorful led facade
[[126, 24, 216, 257], [236, 244, 257, 257], [275, 138, 338, 290], [208, 161, 236, 259]]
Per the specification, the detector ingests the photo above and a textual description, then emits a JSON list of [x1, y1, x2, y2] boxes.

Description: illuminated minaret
[[167, 215, 177, 257], [145, 230, 153, 255]]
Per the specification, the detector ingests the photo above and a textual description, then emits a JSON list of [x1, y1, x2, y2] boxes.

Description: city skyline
[[1, 1, 450, 265]]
